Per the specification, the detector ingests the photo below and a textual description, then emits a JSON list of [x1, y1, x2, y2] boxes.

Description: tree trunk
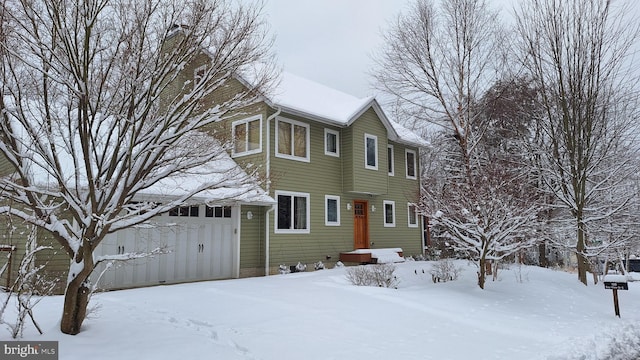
[[576, 219, 588, 286], [60, 279, 90, 335], [478, 257, 486, 289], [538, 242, 548, 268], [60, 244, 94, 335]]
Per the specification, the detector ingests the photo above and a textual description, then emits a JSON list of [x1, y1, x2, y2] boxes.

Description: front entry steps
[[339, 248, 404, 264]]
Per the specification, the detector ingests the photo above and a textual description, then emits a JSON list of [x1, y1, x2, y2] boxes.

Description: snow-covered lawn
[[3, 261, 640, 359]]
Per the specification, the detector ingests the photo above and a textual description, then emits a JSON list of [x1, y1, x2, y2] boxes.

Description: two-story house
[[0, 60, 427, 293], [89, 66, 428, 289]]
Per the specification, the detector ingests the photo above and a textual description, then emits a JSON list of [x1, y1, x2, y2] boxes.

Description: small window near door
[[383, 200, 395, 227], [408, 203, 418, 227], [324, 129, 339, 157], [325, 195, 340, 226]]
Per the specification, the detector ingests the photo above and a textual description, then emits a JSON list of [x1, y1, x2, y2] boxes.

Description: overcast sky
[[259, 0, 516, 99], [259, 0, 411, 98]]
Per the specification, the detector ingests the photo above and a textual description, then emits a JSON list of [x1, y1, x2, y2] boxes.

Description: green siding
[[367, 141, 422, 255], [344, 108, 389, 195], [263, 108, 423, 270], [239, 205, 265, 272], [0, 153, 14, 176]]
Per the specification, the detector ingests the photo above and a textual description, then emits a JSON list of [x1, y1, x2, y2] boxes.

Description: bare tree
[[422, 132, 542, 289], [515, 0, 640, 285], [374, 0, 544, 289], [372, 0, 507, 177], [0, 0, 276, 334]]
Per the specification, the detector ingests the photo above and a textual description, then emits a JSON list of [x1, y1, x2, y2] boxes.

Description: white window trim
[[275, 117, 310, 163], [406, 148, 417, 180], [231, 115, 262, 157], [407, 203, 418, 228], [324, 195, 341, 226], [388, 144, 395, 176], [275, 190, 311, 234], [383, 200, 396, 227], [364, 133, 378, 170], [324, 128, 340, 157]]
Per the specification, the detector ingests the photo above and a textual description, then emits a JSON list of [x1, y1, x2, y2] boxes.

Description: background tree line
[[372, 0, 640, 288]]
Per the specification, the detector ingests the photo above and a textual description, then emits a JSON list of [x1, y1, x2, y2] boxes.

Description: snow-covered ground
[[3, 261, 640, 360]]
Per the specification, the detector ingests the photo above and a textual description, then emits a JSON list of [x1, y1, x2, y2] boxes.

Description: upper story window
[[232, 115, 262, 157], [387, 144, 395, 176], [324, 129, 340, 157], [364, 133, 378, 170], [406, 149, 417, 179], [276, 118, 310, 162], [276, 190, 310, 233], [383, 200, 395, 227], [407, 203, 418, 227]]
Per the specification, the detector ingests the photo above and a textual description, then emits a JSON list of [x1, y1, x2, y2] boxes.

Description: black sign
[[604, 281, 629, 290]]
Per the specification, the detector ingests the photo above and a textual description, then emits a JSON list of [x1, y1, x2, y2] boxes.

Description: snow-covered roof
[[270, 72, 374, 124], [238, 68, 428, 147], [133, 152, 275, 206], [9, 123, 274, 206]]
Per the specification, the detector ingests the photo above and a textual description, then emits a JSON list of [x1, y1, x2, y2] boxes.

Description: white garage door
[[93, 205, 237, 290]]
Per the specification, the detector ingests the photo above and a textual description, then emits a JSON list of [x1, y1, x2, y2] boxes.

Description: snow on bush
[[430, 259, 462, 283], [314, 261, 325, 270], [345, 264, 399, 288]]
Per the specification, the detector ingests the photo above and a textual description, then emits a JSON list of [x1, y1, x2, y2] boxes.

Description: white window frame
[[325, 195, 341, 226], [405, 149, 417, 180], [275, 190, 310, 234], [275, 117, 310, 163], [231, 115, 262, 157], [387, 144, 395, 176], [324, 128, 340, 157], [407, 203, 418, 228], [383, 200, 396, 227], [364, 133, 378, 170]]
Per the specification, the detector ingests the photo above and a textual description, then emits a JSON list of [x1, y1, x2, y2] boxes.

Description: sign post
[[603, 274, 628, 317]]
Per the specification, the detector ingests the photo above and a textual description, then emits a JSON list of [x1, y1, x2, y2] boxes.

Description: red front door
[[353, 200, 369, 249]]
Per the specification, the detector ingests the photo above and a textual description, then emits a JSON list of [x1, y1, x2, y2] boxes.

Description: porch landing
[[339, 248, 404, 264]]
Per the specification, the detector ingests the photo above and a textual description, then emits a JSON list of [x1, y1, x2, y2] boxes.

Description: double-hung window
[[325, 195, 340, 226], [365, 133, 378, 170], [232, 115, 262, 156], [408, 203, 418, 227], [383, 200, 395, 227], [276, 118, 310, 162], [406, 149, 417, 179], [324, 129, 339, 157], [276, 191, 310, 233]]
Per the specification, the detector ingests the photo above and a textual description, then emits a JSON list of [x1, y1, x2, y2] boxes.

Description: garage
[[93, 205, 238, 290]]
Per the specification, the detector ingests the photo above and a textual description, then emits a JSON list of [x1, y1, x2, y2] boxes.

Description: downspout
[[265, 107, 281, 276]]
